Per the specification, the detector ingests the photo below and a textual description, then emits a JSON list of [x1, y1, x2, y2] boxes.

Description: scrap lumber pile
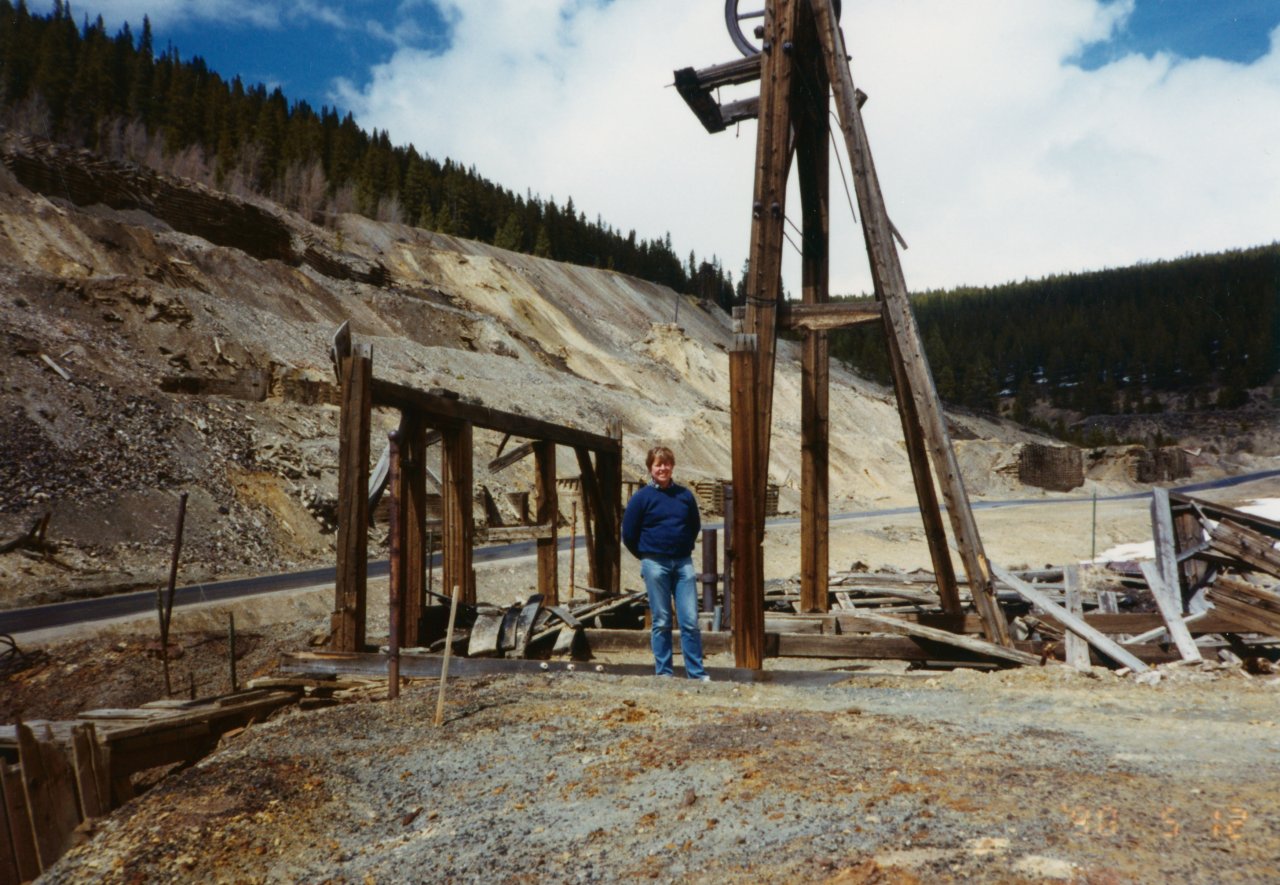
[[0, 689, 300, 879]]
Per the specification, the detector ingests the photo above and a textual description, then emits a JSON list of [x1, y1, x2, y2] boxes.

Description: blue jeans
[[641, 555, 705, 679]]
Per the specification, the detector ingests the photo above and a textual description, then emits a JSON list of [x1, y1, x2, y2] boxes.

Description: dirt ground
[[6, 478, 1277, 883]]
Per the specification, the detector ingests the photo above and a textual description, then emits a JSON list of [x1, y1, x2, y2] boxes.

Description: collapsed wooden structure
[[0, 690, 299, 880], [678, 0, 1010, 668], [328, 324, 623, 653]]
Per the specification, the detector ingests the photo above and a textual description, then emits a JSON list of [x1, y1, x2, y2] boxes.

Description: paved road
[[4, 468, 1276, 635]]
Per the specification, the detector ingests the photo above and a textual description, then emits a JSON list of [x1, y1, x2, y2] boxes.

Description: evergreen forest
[[0, 1, 737, 305], [3, 2, 1277, 441], [830, 246, 1280, 438]]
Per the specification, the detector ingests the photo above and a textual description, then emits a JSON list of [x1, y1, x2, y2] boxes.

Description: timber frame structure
[[678, 0, 1011, 667], [329, 326, 623, 652]]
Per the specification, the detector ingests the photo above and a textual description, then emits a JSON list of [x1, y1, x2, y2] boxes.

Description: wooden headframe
[[679, 0, 1011, 668], [329, 336, 623, 652]]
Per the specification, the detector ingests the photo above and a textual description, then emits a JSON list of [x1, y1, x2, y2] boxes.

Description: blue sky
[[68, 1, 1280, 291]]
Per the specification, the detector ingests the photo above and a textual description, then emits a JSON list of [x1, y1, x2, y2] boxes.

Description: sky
[[68, 0, 1280, 294]]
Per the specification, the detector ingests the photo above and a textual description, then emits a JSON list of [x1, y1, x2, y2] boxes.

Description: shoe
[[699, 675, 712, 682]]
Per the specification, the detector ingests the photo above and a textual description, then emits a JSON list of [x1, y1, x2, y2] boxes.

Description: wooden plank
[[843, 609, 1045, 667], [70, 723, 108, 820], [594, 422, 623, 597], [370, 379, 620, 455], [1206, 577, 1280, 635], [442, 422, 476, 606], [399, 413, 428, 648], [1138, 561, 1202, 661], [797, 58, 831, 616], [730, 334, 765, 669], [778, 301, 880, 331], [535, 441, 559, 606], [476, 523, 556, 543], [1063, 565, 1090, 671], [574, 447, 604, 593], [16, 722, 80, 873], [488, 440, 535, 473], [1, 761, 39, 883], [1208, 519, 1280, 579], [812, 0, 1003, 642], [1150, 487, 1183, 600], [332, 344, 372, 652], [991, 563, 1149, 673]]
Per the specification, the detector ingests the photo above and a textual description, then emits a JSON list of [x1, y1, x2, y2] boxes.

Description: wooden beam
[[844, 609, 1045, 667], [371, 379, 620, 455], [1138, 561, 1202, 661], [730, 334, 765, 669], [778, 301, 880, 331], [489, 440, 535, 473], [398, 413, 428, 647], [991, 562, 1148, 673], [535, 441, 559, 606], [595, 422, 624, 596], [796, 43, 831, 615], [442, 422, 475, 606], [1, 761, 39, 883], [332, 343, 372, 652], [17, 722, 80, 874], [1063, 566, 1091, 671], [812, 0, 1003, 640]]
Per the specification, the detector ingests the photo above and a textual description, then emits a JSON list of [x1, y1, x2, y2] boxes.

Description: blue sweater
[[622, 482, 701, 559]]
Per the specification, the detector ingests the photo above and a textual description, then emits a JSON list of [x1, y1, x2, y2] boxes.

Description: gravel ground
[[43, 662, 1280, 884]]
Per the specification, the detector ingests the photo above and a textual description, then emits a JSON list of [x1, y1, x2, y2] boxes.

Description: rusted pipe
[[387, 430, 402, 700]]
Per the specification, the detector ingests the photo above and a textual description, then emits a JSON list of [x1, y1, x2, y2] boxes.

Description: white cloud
[[103, 0, 1280, 292]]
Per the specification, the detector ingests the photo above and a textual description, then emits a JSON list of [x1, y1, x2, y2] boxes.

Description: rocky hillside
[[0, 135, 1153, 609]]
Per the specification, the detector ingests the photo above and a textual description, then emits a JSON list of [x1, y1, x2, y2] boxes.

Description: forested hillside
[[0, 1, 736, 303], [831, 245, 1280, 437]]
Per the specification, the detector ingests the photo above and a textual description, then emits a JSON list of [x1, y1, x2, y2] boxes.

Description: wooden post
[[332, 342, 372, 651], [568, 500, 577, 601], [1063, 565, 1090, 670], [598, 421, 624, 596], [435, 586, 461, 727], [1, 760, 39, 882], [441, 422, 475, 606], [1149, 487, 1182, 605], [534, 440, 559, 605], [811, 0, 1008, 644], [796, 20, 831, 614], [730, 334, 765, 669], [398, 412, 428, 647], [387, 429, 402, 700], [16, 722, 79, 873]]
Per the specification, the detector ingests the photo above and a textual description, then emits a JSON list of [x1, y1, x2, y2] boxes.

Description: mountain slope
[[0, 138, 1079, 607]]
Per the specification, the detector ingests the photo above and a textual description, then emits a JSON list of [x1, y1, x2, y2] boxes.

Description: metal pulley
[[724, 0, 841, 57]]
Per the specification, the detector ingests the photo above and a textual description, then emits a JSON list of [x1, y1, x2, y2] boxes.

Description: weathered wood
[[1, 760, 39, 883], [475, 522, 557, 543], [991, 563, 1148, 673], [1138, 561, 1202, 661], [69, 723, 108, 820], [1150, 487, 1183, 601], [812, 0, 1005, 643], [594, 422, 624, 597], [574, 448, 604, 593], [489, 440, 535, 473], [371, 379, 621, 455], [441, 422, 476, 606], [1207, 518, 1280, 579], [844, 609, 1045, 667], [1205, 577, 1280, 635], [332, 344, 372, 651], [1063, 566, 1091, 671], [797, 60, 831, 615], [398, 413, 428, 648], [535, 441, 559, 606], [743, 0, 800, 504], [730, 334, 765, 669], [778, 301, 880, 331], [16, 722, 80, 873]]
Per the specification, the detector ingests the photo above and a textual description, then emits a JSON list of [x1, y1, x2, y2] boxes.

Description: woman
[[621, 445, 708, 680]]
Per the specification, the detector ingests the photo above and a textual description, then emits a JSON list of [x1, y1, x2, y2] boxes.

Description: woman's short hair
[[645, 445, 675, 469]]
